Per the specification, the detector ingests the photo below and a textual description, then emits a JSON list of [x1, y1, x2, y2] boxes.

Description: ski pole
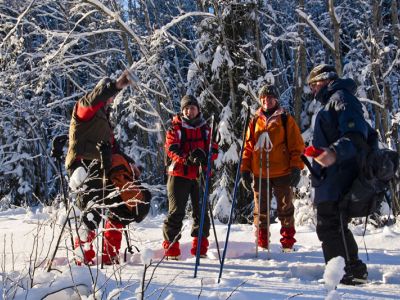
[[47, 135, 76, 271], [97, 141, 111, 269], [199, 165, 222, 265], [123, 227, 140, 263], [208, 201, 221, 264], [218, 106, 251, 283], [256, 139, 263, 258], [266, 141, 271, 256], [194, 114, 215, 278]]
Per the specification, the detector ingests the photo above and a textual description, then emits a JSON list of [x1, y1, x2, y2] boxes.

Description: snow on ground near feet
[[0, 207, 399, 299]]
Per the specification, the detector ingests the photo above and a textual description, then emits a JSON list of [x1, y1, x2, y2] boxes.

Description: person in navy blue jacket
[[307, 64, 378, 285]]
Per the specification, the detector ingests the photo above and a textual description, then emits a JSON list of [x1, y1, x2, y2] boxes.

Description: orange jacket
[[240, 107, 304, 178]]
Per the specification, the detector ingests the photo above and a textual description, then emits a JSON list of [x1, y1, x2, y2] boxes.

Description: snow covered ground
[[0, 206, 399, 299]]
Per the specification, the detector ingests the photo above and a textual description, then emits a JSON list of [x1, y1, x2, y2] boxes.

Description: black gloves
[[96, 141, 112, 172], [240, 171, 253, 191], [51, 135, 68, 159], [188, 148, 207, 166], [289, 168, 301, 187]]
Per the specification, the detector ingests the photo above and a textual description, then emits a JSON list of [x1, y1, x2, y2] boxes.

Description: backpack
[[109, 154, 151, 223], [341, 147, 399, 218]]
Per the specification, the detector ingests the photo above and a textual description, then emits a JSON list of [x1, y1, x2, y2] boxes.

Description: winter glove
[[304, 145, 324, 158], [96, 141, 112, 173], [51, 135, 68, 159], [240, 171, 253, 192], [188, 148, 207, 166], [289, 168, 301, 187]]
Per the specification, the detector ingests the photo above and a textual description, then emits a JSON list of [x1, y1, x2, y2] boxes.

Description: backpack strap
[[250, 112, 288, 147], [281, 112, 288, 149]]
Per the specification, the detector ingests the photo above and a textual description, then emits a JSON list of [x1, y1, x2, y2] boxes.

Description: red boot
[[74, 230, 96, 265], [258, 227, 270, 249], [162, 241, 181, 259], [190, 237, 209, 257], [280, 227, 296, 250], [102, 219, 124, 265]]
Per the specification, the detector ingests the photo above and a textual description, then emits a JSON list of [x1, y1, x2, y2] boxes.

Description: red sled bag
[[108, 154, 151, 223]]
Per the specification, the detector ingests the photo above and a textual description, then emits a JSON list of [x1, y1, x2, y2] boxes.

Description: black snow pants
[[163, 175, 210, 242]]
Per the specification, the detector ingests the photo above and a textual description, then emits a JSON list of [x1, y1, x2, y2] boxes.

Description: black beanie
[[308, 64, 338, 84], [180, 95, 200, 111]]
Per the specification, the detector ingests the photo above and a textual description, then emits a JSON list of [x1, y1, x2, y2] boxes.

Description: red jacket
[[165, 114, 218, 179]]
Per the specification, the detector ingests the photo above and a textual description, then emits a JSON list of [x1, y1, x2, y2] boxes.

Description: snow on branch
[[358, 97, 384, 109], [82, 0, 149, 57], [1, 0, 36, 46], [159, 11, 215, 33], [152, 11, 215, 44], [296, 9, 335, 52]]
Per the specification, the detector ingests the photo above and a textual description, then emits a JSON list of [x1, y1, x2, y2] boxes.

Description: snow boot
[[74, 230, 96, 265], [190, 237, 209, 257], [162, 240, 181, 260], [280, 227, 296, 251], [258, 227, 270, 249], [102, 219, 124, 265], [340, 260, 368, 285]]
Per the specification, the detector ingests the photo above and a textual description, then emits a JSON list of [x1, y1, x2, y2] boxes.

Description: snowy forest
[[1, 0, 400, 223], [1, 1, 400, 299]]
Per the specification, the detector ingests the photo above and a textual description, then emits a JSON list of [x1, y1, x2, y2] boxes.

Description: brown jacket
[[65, 78, 119, 170], [241, 107, 304, 178]]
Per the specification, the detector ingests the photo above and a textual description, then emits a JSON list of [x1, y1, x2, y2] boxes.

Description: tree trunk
[[391, 0, 400, 153], [140, 0, 153, 34], [370, 0, 383, 135], [214, 2, 237, 119], [293, 0, 306, 125], [328, 0, 342, 75]]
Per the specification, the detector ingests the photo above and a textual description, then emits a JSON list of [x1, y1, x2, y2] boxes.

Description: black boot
[[340, 260, 368, 285]]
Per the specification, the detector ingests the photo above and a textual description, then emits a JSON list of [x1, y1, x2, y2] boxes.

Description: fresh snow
[[0, 206, 400, 299]]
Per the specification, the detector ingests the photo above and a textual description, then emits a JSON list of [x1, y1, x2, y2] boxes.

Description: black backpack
[[341, 147, 399, 218]]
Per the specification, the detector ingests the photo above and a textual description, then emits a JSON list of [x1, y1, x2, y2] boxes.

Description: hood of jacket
[[316, 78, 357, 104]]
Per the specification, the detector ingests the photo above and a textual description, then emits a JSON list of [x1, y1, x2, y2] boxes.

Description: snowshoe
[[281, 247, 295, 253], [165, 255, 180, 261]]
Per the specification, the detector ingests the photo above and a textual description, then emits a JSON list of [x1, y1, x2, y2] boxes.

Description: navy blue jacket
[[311, 78, 376, 204]]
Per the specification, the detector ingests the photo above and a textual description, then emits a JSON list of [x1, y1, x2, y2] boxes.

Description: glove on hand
[[240, 171, 253, 192], [188, 148, 207, 166], [289, 168, 301, 187], [51, 135, 68, 159], [304, 145, 324, 158], [96, 141, 112, 172]]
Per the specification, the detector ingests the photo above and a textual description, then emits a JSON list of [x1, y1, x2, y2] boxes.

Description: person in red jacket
[[66, 70, 142, 265], [162, 95, 218, 259]]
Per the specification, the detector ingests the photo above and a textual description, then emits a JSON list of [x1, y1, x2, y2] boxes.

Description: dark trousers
[[163, 175, 210, 242], [69, 160, 135, 230], [316, 201, 359, 264], [253, 175, 295, 229]]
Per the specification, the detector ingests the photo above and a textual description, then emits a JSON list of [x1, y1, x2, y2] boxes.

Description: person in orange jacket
[[162, 95, 218, 259], [240, 84, 305, 251]]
